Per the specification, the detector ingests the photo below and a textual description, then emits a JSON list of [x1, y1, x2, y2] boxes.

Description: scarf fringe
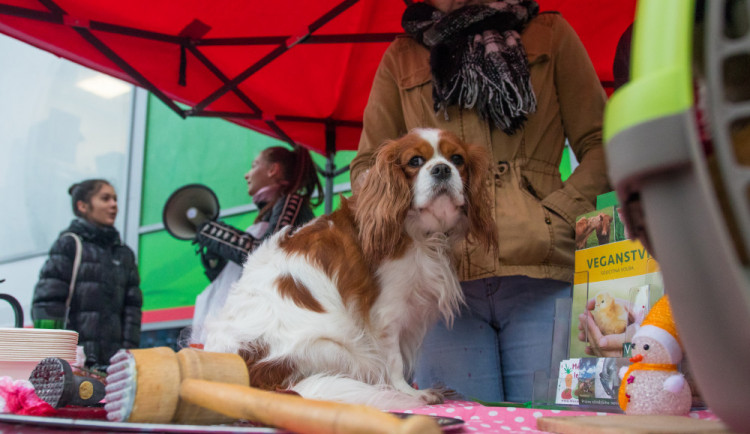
[[406, 1, 539, 135], [438, 55, 537, 134]]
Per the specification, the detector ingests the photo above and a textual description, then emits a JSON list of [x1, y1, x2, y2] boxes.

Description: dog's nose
[[431, 164, 452, 180]]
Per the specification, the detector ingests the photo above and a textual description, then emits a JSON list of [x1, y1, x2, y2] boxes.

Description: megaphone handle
[[195, 221, 262, 266], [186, 207, 210, 226]]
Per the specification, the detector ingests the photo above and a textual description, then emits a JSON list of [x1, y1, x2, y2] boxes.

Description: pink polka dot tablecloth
[[394, 401, 719, 433]]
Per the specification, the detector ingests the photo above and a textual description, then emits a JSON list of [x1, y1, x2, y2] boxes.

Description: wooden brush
[[104, 347, 440, 434], [104, 346, 182, 423]]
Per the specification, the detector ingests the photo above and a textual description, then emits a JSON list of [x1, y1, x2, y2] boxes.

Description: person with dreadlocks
[[351, 0, 610, 403], [189, 146, 322, 346]]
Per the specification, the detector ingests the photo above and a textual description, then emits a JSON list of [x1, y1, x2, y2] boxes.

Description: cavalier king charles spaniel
[[203, 128, 497, 409]]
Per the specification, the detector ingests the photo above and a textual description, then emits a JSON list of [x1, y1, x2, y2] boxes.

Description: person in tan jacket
[[351, 0, 610, 403]]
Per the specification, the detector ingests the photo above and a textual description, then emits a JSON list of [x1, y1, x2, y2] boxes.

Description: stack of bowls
[[0, 328, 78, 380]]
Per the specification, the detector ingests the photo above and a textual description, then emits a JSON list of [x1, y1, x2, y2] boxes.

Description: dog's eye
[[408, 156, 425, 167], [450, 154, 465, 166]]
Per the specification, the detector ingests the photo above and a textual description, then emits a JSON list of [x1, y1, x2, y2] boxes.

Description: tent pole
[[324, 121, 336, 215], [314, 121, 350, 214], [325, 157, 335, 215]]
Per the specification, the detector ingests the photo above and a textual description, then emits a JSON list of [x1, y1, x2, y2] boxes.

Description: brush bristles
[[104, 349, 137, 422]]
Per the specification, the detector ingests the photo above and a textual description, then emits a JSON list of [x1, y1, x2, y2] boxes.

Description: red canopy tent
[[0, 0, 635, 158]]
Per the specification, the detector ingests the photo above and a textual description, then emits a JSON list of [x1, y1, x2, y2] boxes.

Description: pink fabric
[[0, 377, 56, 417], [396, 400, 720, 433]]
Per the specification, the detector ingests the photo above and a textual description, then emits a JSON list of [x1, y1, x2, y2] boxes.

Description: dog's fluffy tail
[[291, 374, 424, 411]]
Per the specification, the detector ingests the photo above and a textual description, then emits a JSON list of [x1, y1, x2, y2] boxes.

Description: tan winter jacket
[[351, 12, 610, 283]]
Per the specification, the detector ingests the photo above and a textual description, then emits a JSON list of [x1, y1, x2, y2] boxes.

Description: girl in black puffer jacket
[[32, 179, 142, 371]]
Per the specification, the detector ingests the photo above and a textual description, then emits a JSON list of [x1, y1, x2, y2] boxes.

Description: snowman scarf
[[618, 362, 678, 410]]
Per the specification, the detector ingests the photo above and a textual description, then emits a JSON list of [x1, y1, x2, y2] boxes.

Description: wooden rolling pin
[[104, 347, 440, 434], [181, 378, 440, 434]]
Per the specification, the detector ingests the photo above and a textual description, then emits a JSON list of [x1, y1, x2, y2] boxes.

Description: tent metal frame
[[0, 0, 414, 212]]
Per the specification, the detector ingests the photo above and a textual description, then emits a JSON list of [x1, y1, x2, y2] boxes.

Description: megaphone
[[162, 184, 220, 240]]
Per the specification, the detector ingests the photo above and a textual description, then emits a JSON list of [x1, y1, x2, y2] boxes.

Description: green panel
[[139, 213, 256, 311], [559, 146, 572, 182], [141, 97, 356, 227], [310, 149, 356, 186], [138, 231, 205, 311], [138, 96, 356, 313], [596, 191, 619, 210], [140, 97, 288, 226], [603, 0, 694, 142]]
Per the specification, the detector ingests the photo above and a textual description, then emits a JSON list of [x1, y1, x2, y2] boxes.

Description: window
[[0, 34, 135, 262]]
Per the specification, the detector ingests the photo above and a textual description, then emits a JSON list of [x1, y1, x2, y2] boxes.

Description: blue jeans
[[414, 276, 571, 403]]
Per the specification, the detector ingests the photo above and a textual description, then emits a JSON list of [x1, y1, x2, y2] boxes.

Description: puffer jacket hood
[[67, 217, 121, 246]]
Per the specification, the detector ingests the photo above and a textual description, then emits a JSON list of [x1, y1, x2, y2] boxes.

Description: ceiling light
[[76, 75, 131, 99]]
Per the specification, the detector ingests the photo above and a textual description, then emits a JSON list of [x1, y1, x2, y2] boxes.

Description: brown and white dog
[[203, 128, 497, 410]]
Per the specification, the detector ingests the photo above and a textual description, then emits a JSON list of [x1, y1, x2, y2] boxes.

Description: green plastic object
[[603, 0, 750, 431], [603, 0, 694, 143], [33, 319, 65, 329]]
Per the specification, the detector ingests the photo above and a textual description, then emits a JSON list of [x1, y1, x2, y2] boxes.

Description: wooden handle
[[179, 379, 441, 434], [172, 348, 250, 425]]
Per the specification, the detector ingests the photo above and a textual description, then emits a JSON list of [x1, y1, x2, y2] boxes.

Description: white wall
[[0, 34, 138, 326], [0, 257, 45, 327]]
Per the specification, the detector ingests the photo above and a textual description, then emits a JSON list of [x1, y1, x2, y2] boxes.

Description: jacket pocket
[[544, 205, 576, 269], [495, 162, 551, 266], [520, 159, 564, 200], [518, 163, 576, 268]]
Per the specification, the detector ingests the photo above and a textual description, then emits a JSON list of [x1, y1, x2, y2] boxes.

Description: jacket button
[[545, 216, 552, 225], [497, 161, 509, 174]]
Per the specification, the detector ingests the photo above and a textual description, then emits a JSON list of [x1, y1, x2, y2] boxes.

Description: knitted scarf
[[618, 362, 678, 411], [402, 0, 539, 134]]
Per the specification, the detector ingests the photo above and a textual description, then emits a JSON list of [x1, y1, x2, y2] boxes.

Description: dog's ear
[[464, 141, 499, 254], [354, 139, 411, 265]]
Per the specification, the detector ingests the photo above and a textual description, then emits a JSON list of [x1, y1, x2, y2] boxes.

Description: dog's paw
[[416, 388, 444, 405]]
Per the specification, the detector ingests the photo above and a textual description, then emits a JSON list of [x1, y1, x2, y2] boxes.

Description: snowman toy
[[618, 295, 692, 415]]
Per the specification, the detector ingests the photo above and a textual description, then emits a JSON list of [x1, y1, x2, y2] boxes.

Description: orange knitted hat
[[633, 295, 683, 363]]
